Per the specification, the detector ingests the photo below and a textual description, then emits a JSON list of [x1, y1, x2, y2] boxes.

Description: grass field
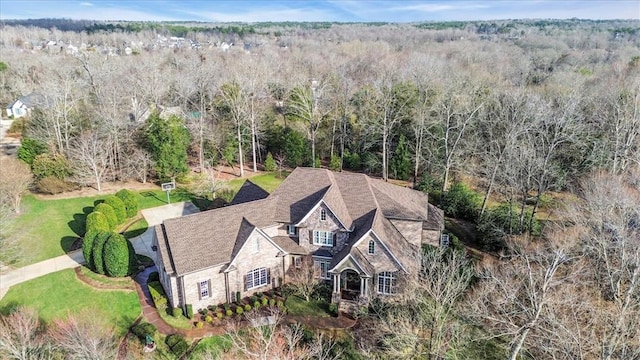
[[0, 269, 141, 336], [190, 335, 232, 359], [227, 172, 288, 193], [284, 295, 332, 317], [12, 173, 288, 267]]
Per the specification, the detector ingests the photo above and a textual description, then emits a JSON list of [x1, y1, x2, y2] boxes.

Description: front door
[[341, 270, 360, 301]]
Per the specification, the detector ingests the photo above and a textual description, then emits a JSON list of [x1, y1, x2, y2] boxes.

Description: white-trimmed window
[[287, 225, 297, 236], [199, 280, 210, 299], [294, 256, 302, 268], [368, 240, 375, 254], [377, 271, 397, 295], [246, 267, 269, 290], [313, 230, 333, 246], [314, 259, 331, 279], [320, 209, 327, 221]]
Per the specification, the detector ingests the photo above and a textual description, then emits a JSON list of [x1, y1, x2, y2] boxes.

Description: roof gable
[[230, 180, 269, 205]]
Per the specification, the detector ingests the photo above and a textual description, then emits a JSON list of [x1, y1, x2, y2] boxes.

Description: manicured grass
[[227, 171, 289, 194], [14, 174, 287, 267], [0, 269, 141, 336], [284, 295, 331, 317], [122, 218, 148, 239], [14, 194, 109, 266], [191, 335, 232, 359]]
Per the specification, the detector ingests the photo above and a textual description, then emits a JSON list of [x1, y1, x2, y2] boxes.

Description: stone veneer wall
[[297, 203, 349, 256]]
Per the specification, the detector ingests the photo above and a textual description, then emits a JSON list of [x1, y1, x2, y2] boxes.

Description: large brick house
[[152, 167, 444, 312]]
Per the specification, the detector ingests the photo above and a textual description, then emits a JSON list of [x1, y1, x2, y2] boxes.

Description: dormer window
[[368, 240, 375, 254], [320, 209, 327, 221], [287, 225, 297, 236]]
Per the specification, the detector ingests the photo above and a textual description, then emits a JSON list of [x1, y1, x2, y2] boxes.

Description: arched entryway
[[341, 269, 361, 301]]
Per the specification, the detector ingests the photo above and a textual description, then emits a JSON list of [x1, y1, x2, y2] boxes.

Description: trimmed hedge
[[94, 203, 117, 230], [185, 304, 193, 319], [148, 281, 167, 308], [116, 189, 138, 218], [91, 231, 113, 275], [86, 211, 110, 233], [104, 196, 127, 224], [103, 233, 131, 277], [82, 229, 100, 270]]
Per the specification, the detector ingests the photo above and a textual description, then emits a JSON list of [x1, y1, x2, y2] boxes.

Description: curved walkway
[[0, 201, 199, 300]]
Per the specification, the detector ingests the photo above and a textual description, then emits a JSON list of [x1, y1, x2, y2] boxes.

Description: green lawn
[[14, 194, 109, 266], [0, 269, 141, 336], [13, 174, 287, 267], [191, 335, 232, 359], [227, 172, 289, 193], [284, 295, 332, 317]]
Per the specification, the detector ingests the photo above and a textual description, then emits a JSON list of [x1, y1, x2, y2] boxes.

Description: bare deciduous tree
[[0, 307, 52, 360], [48, 312, 117, 360], [468, 246, 573, 360], [0, 157, 32, 213], [287, 256, 321, 302], [68, 131, 112, 192]]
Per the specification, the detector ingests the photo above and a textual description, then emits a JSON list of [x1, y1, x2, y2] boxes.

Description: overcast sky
[[1, 1, 638, 22]]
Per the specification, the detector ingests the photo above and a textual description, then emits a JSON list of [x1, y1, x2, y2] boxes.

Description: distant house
[[152, 167, 444, 313], [6, 92, 49, 119]]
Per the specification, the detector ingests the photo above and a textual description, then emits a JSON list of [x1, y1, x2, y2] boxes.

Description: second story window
[[287, 225, 297, 236], [320, 209, 327, 221], [313, 230, 334, 246], [368, 240, 375, 254]]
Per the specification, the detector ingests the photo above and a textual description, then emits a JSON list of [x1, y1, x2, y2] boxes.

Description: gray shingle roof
[[230, 180, 270, 205], [156, 167, 441, 277]]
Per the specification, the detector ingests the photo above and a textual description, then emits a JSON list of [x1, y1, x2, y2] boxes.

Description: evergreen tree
[[390, 134, 411, 180], [142, 112, 190, 181]]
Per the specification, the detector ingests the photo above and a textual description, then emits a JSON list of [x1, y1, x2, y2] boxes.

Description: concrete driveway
[[130, 201, 200, 258]]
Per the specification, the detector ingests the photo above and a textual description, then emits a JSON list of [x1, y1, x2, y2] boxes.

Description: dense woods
[[1, 18, 639, 359]]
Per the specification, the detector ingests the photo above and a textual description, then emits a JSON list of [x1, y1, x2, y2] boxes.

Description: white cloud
[[79, 2, 94, 6]]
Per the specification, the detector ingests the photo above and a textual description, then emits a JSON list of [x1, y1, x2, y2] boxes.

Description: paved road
[[0, 201, 200, 300]]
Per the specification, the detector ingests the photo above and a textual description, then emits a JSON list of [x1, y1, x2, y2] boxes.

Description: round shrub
[[264, 152, 276, 171], [131, 322, 157, 341], [261, 297, 268, 306], [94, 203, 117, 230], [254, 301, 261, 309], [269, 299, 276, 307], [91, 231, 112, 275], [18, 138, 47, 166], [82, 229, 100, 270], [103, 233, 131, 277], [35, 176, 76, 195], [104, 196, 126, 224], [86, 211, 110, 233], [32, 153, 71, 180], [441, 182, 480, 221], [236, 307, 244, 315], [205, 315, 213, 323], [116, 189, 138, 218], [148, 271, 159, 283], [277, 300, 284, 308], [172, 307, 183, 318], [244, 304, 252, 312], [196, 322, 204, 329], [225, 309, 233, 317], [216, 312, 223, 319]]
